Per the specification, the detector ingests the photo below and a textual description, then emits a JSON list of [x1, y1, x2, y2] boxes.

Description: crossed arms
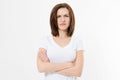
[[37, 48, 84, 77]]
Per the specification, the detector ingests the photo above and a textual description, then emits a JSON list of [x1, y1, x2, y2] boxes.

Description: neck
[[58, 30, 68, 38]]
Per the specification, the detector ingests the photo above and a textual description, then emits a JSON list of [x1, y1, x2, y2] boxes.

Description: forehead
[[57, 8, 69, 15]]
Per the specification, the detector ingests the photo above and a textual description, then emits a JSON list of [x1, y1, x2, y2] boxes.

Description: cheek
[[67, 19, 70, 25], [67, 18, 70, 22], [57, 20, 60, 24]]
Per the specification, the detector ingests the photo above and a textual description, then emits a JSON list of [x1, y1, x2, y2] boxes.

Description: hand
[[38, 48, 50, 62]]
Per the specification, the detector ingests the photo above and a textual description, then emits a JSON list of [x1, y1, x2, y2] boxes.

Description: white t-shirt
[[39, 34, 84, 80]]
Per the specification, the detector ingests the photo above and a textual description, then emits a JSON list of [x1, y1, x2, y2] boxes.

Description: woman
[[37, 3, 84, 80]]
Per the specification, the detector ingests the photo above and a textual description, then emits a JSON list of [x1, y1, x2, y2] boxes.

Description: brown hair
[[50, 3, 75, 37]]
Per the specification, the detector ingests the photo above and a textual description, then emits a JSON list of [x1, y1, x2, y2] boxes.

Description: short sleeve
[[76, 39, 85, 51], [39, 36, 48, 50]]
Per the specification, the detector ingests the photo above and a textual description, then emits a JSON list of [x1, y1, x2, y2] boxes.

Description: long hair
[[50, 3, 75, 37]]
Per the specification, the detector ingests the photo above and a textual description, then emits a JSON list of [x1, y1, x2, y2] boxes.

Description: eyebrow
[[57, 14, 69, 16]]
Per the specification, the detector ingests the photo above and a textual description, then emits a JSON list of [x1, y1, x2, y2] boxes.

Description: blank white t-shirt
[[39, 34, 84, 80]]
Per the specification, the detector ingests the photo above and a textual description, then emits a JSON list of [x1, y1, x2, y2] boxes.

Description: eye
[[57, 15, 61, 18], [64, 14, 69, 17]]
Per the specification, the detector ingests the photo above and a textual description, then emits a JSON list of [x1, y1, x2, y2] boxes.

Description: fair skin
[[37, 8, 84, 76], [57, 8, 70, 33]]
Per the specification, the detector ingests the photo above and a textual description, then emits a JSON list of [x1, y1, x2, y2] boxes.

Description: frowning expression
[[57, 8, 70, 31]]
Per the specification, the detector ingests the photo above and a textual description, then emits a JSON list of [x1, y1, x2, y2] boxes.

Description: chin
[[59, 28, 68, 31], [59, 27, 68, 30]]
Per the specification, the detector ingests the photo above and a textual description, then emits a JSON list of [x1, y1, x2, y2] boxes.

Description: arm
[[37, 48, 74, 73], [56, 50, 84, 77]]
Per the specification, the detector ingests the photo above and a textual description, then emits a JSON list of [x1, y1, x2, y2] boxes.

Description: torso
[[53, 36, 71, 48], [42, 35, 80, 80]]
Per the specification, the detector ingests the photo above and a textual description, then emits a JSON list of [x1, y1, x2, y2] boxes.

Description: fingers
[[38, 48, 50, 62], [41, 48, 46, 53], [38, 51, 47, 61]]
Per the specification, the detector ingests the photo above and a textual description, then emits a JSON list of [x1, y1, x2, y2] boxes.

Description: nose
[[61, 17, 65, 22]]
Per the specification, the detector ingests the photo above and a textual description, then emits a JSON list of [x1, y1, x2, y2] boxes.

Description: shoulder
[[40, 34, 51, 42], [72, 35, 83, 43], [38, 34, 52, 50], [72, 35, 85, 51]]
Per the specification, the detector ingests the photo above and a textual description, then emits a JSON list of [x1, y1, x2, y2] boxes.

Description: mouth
[[60, 23, 66, 26]]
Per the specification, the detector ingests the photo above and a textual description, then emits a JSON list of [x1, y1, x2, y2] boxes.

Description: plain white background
[[0, 0, 120, 80]]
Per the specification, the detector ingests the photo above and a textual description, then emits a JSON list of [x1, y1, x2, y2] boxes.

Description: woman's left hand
[[38, 48, 50, 62]]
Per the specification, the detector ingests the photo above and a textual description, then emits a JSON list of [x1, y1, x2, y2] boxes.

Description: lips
[[60, 23, 66, 26]]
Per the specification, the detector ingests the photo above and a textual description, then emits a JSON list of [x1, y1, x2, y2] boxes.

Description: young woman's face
[[57, 8, 70, 31]]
